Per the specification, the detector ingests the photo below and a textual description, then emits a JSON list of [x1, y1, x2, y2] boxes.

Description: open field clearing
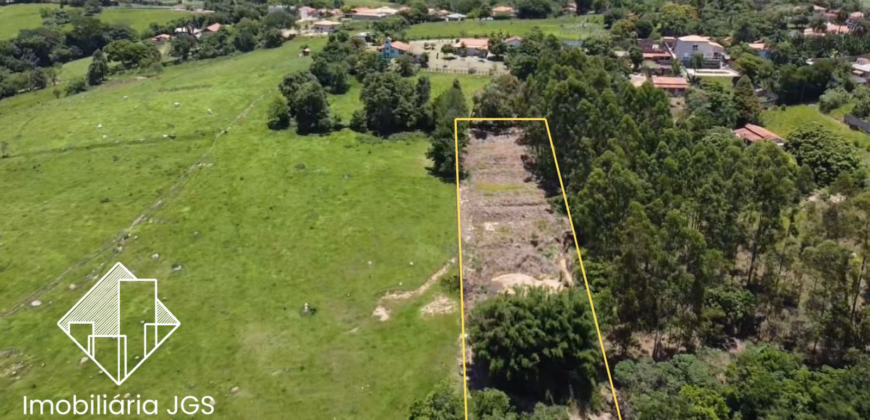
[[0, 3, 58, 40], [0, 38, 478, 418], [763, 104, 870, 153], [99, 8, 195, 33], [406, 15, 604, 40], [0, 4, 192, 40]]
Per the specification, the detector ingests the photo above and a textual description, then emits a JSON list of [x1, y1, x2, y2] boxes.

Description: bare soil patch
[[459, 128, 573, 306]]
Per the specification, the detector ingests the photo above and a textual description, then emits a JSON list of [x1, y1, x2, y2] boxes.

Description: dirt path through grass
[[372, 258, 455, 321]]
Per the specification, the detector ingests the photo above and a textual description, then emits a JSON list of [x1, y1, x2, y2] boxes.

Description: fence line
[[421, 66, 509, 76]]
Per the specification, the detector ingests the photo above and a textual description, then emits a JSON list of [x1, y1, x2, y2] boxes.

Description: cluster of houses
[[377, 35, 523, 60], [802, 5, 865, 36]]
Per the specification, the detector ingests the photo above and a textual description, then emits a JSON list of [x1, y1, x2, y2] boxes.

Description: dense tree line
[[428, 28, 870, 417]]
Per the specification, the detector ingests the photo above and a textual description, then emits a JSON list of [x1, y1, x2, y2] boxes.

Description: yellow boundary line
[[453, 117, 623, 420]]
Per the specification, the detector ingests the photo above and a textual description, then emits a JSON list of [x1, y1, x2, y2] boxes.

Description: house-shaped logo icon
[[57, 263, 180, 385]]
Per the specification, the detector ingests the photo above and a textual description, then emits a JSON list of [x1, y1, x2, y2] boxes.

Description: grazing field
[[0, 5, 192, 40], [0, 3, 57, 40], [763, 104, 870, 152], [0, 37, 477, 419], [99, 8, 194, 33], [406, 15, 604, 40]]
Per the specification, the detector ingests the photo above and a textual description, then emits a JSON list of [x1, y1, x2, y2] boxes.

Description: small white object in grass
[[174, 102, 181, 108], [409, 261, 414, 266], [31, 300, 41, 307], [230, 386, 240, 394], [207, 108, 213, 114], [152, 253, 159, 260], [102, 135, 107, 139], [123, 96, 128, 100], [367, 261, 372, 265], [80, 356, 89, 365], [163, 134, 168, 138], [97, 123, 102, 129]]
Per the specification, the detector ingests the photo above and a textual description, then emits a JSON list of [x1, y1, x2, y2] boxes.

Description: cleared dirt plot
[[459, 127, 573, 305]]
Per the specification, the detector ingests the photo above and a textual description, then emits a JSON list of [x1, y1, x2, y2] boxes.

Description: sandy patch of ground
[[421, 295, 458, 316], [371, 259, 455, 322]]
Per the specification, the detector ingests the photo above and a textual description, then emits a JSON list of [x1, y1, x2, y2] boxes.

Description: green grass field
[[0, 4, 192, 40], [0, 3, 58, 40], [763, 104, 870, 154], [99, 8, 194, 33], [0, 38, 485, 419], [405, 15, 604, 40]]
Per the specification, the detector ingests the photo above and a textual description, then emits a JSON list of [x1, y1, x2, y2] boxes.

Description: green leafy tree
[[427, 79, 468, 179], [170, 34, 196, 61], [733, 75, 760, 127], [291, 81, 332, 134], [360, 72, 417, 135], [233, 28, 257, 52], [86, 48, 108, 86], [785, 124, 860, 186], [396, 54, 415, 77], [469, 288, 599, 403], [266, 96, 290, 130]]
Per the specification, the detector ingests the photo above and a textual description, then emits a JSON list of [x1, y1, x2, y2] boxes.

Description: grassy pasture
[[0, 4, 191, 41], [0, 37, 481, 419], [0, 3, 57, 40], [99, 8, 195, 33], [405, 15, 604, 40], [763, 104, 870, 154]]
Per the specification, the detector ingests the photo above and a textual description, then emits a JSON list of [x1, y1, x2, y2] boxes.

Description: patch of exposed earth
[[371, 259, 455, 321], [459, 128, 573, 307]]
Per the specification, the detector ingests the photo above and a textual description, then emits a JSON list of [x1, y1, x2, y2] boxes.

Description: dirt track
[[459, 128, 573, 306]]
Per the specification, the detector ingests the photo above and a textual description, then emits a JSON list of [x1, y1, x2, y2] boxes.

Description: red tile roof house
[[454, 38, 490, 57], [312, 20, 341, 33], [651, 76, 689, 96], [492, 6, 515, 18], [378, 38, 413, 60], [733, 124, 784, 146]]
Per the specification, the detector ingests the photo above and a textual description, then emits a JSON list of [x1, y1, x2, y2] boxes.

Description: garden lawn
[[405, 15, 604, 40], [0, 37, 466, 419], [0, 3, 57, 40]]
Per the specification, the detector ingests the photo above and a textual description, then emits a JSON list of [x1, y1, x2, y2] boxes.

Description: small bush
[[819, 86, 851, 113], [266, 96, 290, 130], [350, 109, 367, 132], [64, 77, 88, 96]]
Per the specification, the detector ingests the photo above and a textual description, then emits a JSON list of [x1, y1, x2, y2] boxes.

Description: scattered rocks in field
[[124, 393, 131, 399], [230, 386, 240, 394], [173, 102, 181, 108], [152, 253, 159, 260], [163, 134, 169, 138], [97, 123, 102, 129], [30, 300, 41, 307], [68, 284, 77, 291], [80, 356, 89, 366], [207, 108, 213, 114], [172, 263, 183, 271]]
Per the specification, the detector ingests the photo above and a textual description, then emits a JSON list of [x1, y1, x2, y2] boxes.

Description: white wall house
[[672, 35, 726, 66]]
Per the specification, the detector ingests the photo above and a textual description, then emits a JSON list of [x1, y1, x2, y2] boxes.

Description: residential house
[[505, 36, 523, 48], [852, 58, 870, 83], [151, 34, 172, 42], [174, 26, 202, 39], [352, 7, 392, 20], [804, 22, 852, 36], [651, 76, 689, 96], [299, 6, 319, 19], [733, 124, 784, 146], [672, 35, 728, 68], [812, 5, 827, 14], [638, 38, 673, 64], [428, 8, 449, 18], [747, 41, 770, 59], [313, 20, 341, 33], [455, 38, 489, 57], [492, 6, 515, 17], [445, 13, 466, 21], [562, 3, 577, 15], [380, 37, 413, 60]]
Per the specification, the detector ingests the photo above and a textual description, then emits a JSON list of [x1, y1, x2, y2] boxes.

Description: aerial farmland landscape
[[3, 0, 870, 419]]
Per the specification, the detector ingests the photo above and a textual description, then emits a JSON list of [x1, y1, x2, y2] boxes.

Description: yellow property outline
[[453, 118, 623, 420]]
